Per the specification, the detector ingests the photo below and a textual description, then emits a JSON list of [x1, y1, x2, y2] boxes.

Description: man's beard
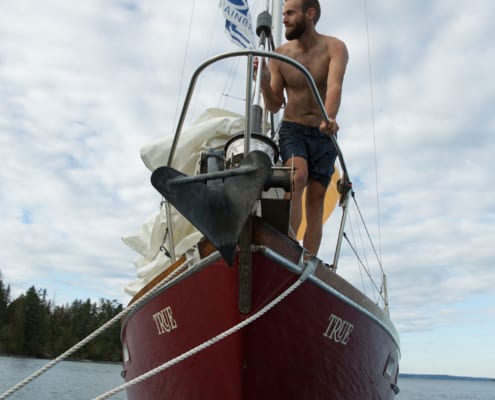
[[285, 19, 306, 40]]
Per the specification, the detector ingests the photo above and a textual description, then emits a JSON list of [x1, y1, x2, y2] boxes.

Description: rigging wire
[[363, 0, 383, 263], [172, 0, 196, 130], [343, 231, 384, 304], [348, 200, 374, 300], [347, 202, 381, 305], [346, 207, 368, 298], [216, 0, 264, 110], [336, 0, 386, 307], [218, 56, 243, 109], [351, 192, 385, 276]]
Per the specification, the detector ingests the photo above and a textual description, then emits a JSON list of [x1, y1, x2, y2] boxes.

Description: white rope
[[92, 261, 313, 400], [0, 259, 192, 400]]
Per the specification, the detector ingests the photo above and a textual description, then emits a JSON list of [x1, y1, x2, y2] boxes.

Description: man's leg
[[303, 180, 326, 255], [286, 156, 308, 239]]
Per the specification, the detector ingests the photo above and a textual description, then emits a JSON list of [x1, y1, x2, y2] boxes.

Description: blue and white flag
[[220, 0, 255, 48]]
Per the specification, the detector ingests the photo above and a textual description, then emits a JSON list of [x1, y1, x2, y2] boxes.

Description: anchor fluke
[[151, 151, 272, 265]]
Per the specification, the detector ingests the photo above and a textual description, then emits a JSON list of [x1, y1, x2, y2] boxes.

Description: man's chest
[[280, 49, 330, 89]]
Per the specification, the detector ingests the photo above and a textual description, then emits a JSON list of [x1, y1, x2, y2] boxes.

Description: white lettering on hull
[[153, 306, 178, 335], [322, 313, 354, 345]]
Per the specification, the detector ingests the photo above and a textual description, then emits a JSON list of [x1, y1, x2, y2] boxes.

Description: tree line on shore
[[0, 271, 123, 362]]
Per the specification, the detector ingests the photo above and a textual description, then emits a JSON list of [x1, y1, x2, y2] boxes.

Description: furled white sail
[[122, 108, 246, 295]]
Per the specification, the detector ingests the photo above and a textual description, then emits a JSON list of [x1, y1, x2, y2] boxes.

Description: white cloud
[[0, 0, 494, 378]]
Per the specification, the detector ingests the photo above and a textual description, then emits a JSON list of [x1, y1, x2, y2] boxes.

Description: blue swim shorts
[[278, 120, 337, 188]]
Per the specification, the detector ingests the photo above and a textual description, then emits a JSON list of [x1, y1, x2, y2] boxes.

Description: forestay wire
[[339, 0, 386, 304], [172, 0, 196, 131], [343, 191, 386, 306], [363, 0, 383, 261]]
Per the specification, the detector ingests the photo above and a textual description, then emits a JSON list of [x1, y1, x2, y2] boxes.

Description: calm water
[[397, 377, 494, 400], [1, 356, 493, 399], [0, 356, 126, 400]]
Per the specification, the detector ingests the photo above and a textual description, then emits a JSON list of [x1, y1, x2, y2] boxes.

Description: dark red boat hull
[[121, 222, 400, 399]]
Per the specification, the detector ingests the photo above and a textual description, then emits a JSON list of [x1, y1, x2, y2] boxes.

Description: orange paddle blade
[[296, 167, 340, 241]]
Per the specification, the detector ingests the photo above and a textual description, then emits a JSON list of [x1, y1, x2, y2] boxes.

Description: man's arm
[[260, 57, 285, 114], [320, 39, 349, 134]]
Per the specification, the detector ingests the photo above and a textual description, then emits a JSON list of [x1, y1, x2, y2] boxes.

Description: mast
[[253, 0, 283, 133], [252, 5, 272, 134], [271, 0, 283, 130], [272, 0, 283, 47]]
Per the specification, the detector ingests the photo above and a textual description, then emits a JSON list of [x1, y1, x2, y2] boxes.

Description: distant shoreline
[[2, 354, 493, 382], [400, 373, 494, 382]]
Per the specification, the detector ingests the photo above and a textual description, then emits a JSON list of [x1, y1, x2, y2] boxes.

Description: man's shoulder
[[321, 34, 347, 50], [320, 34, 348, 61]]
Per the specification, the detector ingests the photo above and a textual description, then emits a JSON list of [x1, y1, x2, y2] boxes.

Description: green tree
[[0, 271, 11, 353], [69, 299, 98, 359], [23, 286, 50, 357], [49, 304, 75, 357], [0, 274, 123, 362], [91, 299, 123, 361], [0, 270, 10, 322], [5, 296, 26, 354]]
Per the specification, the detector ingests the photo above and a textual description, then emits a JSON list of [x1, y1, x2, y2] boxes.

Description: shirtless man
[[259, 0, 348, 255]]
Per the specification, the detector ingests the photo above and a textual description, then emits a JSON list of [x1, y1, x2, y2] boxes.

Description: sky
[[1, 0, 494, 379]]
